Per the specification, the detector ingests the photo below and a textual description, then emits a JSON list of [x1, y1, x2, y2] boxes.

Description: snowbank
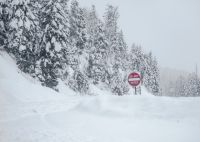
[[1, 51, 200, 142]]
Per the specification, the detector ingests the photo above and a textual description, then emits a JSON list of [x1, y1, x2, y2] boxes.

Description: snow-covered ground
[[1, 51, 200, 142]]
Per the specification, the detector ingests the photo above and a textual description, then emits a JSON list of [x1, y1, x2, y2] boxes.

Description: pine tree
[[67, 0, 89, 93], [36, 0, 70, 89], [104, 5, 119, 72], [185, 73, 199, 96], [69, 0, 87, 54], [0, 1, 11, 49], [114, 30, 128, 71], [85, 6, 108, 84], [143, 52, 161, 95], [103, 5, 130, 95], [150, 57, 161, 95], [1, 0, 39, 75], [69, 0, 88, 71], [104, 5, 119, 42]]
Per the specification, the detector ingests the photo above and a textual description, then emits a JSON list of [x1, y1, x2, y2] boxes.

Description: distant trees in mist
[[164, 72, 200, 97]]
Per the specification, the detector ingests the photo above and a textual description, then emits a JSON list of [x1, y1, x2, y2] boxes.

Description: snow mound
[[72, 93, 200, 120]]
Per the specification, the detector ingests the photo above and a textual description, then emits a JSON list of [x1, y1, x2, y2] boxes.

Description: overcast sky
[[79, 0, 200, 73]]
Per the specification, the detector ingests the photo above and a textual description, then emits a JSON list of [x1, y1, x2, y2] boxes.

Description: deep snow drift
[[0, 51, 200, 142]]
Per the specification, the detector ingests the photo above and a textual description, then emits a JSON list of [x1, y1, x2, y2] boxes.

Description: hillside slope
[[0, 52, 200, 142]]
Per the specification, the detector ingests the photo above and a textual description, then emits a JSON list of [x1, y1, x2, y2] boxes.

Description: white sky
[[79, 0, 200, 73]]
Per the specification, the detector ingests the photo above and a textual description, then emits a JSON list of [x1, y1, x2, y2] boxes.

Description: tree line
[[165, 73, 200, 97], [0, 0, 161, 95]]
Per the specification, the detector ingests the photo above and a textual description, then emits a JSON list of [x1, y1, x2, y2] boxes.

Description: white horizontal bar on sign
[[128, 78, 140, 81]]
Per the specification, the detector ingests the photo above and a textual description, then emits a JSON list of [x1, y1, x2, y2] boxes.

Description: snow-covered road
[[1, 94, 200, 142], [1, 52, 200, 142]]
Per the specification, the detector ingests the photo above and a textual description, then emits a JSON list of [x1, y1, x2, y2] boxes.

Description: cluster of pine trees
[[166, 73, 200, 97], [0, 0, 161, 95]]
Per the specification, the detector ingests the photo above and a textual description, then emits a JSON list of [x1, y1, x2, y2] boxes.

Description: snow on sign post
[[128, 72, 141, 95]]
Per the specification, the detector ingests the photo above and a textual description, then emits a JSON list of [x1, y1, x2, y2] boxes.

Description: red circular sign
[[128, 72, 141, 87]]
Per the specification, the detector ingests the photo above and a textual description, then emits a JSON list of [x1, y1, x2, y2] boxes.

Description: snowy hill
[[1, 51, 200, 142]]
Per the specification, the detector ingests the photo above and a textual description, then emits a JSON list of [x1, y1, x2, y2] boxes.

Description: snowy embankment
[[0, 51, 200, 142]]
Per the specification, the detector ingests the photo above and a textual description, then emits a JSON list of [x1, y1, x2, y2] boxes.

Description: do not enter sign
[[128, 72, 141, 87]]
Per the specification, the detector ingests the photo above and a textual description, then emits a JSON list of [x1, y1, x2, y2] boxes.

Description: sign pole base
[[135, 87, 137, 95]]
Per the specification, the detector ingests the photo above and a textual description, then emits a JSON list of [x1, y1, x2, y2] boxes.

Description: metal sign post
[[135, 87, 137, 95]]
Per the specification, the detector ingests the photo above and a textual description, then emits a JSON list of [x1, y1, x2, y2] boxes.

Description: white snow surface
[[0, 51, 200, 142]]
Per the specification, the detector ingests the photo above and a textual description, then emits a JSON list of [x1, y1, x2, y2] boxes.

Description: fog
[[79, 0, 200, 73]]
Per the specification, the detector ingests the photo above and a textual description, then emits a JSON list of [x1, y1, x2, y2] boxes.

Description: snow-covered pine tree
[[69, 0, 87, 55], [104, 5, 119, 70], [0, 1, 11, 49], [114, 30, 128, 71], [143, 51, 161, 95], [36, 0, 70, 89], [85, 5, 98, 46], [184, 73, 199, 96], [150, 57, 161, 95], [85, 5, 108, 84], [2, 0, 39, 75], [104, 5, 118, 42], [68, 0, 89, 93], [104, 5, 129, 95], [54, 0, 71, 81], [111, 30, 129, 95]]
